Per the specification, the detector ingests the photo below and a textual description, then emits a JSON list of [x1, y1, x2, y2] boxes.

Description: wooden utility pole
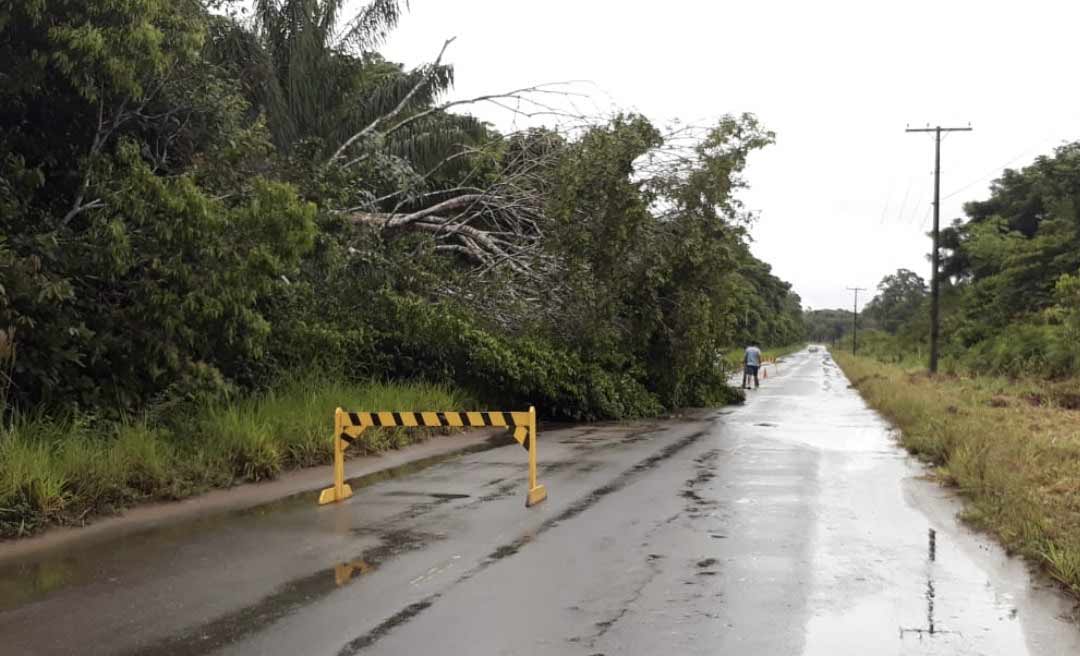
[[905, 124, 972, 373], [847, 287, 866, 354]]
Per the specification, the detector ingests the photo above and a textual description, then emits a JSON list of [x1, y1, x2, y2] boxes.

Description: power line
[[941, 134, 1061, 201], [878, 183, 892, 225], [907, 147, 937, 225], [908, 198, 924, 225], [894, 178, 912, 225], [905, 123, 973, 374]]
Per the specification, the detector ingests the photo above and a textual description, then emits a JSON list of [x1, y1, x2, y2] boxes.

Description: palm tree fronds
[[336, 0, 407, 53]]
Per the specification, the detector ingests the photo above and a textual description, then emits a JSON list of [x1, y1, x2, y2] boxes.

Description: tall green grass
[[0, 377, 467, 538]]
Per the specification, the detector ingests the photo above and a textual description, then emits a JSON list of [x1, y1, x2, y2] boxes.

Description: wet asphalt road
[[2, 347, 1079, 655]]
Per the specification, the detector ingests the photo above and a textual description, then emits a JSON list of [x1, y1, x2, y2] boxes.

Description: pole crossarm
[[904, 127, 973, 133]]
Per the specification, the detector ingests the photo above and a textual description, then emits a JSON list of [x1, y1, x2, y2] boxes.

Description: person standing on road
[[743, 342, 762, 390]]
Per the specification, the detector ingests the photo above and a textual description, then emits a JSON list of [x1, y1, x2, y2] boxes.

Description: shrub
[[365, 293, 665, 420]]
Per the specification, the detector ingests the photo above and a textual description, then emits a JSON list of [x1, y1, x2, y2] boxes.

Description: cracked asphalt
[[2, 347, 1079, 655]]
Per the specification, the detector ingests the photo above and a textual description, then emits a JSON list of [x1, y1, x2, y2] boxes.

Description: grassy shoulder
[[834, 351, 1080, 599], [0, 377, 466, 539]]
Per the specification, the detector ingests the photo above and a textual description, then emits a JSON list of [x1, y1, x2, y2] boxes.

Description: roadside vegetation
[[836, 352, 1080, 599], [0, 378, 464, 538], [0, 0, 803, 537]]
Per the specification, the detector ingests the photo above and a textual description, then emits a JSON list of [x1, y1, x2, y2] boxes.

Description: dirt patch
[[1054, 392, 1080, 411]]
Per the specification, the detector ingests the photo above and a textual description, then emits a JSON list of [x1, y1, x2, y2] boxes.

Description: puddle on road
[[791, 358, 1080, 655], [338, 428, 713, 654], [0, 433, 514, 613], [333, 529, 439, 586], [125, 528, 443, 656], [382, 491, 472, 500], [801, 515, 1066, 656], [138, 451, 556, 656], [336, 432, 517, 497], [896, 528, 962, 640], [334, 559, 374, 585]]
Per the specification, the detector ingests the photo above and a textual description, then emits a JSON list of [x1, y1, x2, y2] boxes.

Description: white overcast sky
[[357, 0, 1080, 309]]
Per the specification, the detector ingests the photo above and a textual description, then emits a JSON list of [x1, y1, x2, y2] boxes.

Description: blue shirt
[[744, 346, 762, 367]]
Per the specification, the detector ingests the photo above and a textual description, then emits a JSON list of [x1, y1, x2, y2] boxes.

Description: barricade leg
[[526, 406, 547, 507], [319, 406, 544, 507], [319, 408, 355, 505]]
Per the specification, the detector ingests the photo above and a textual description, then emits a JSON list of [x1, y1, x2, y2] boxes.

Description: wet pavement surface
[[1, 348, 1078, 655]]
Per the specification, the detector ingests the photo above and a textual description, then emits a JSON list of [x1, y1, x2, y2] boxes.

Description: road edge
[[0, 429, 505, 564]]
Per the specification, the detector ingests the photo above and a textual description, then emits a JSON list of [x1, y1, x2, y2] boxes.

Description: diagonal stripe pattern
[[319, 405, 545, 507], [338, 411, 531, 450]]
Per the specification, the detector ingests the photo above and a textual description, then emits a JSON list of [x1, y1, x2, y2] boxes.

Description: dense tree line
[[846, 142, 1080, 375], [804, 309, 860, 344], [0, 0, 804, 421], [939, 142, 1080, 375]]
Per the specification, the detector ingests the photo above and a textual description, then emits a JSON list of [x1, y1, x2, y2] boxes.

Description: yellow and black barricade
[[318, 407, 547, 507]]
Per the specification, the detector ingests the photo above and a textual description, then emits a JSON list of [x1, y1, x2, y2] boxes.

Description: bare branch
[[61, 77, 180, 227], [383, 83, 586, 139], [348, 193, 485, 229], [327, 37, 457, 166], [364, 182, 484, 209], [62, 96, 125, 228]]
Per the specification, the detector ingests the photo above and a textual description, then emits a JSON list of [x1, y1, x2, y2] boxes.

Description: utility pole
[[905, 124, 972, 373], [847, 287, 866, 355]]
